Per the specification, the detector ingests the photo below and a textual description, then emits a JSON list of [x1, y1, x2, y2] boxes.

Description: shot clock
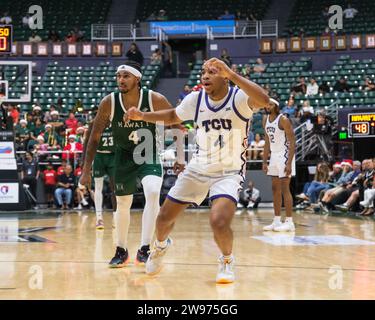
[[348, 112, 375, 138], [0, 25, 12, 54]]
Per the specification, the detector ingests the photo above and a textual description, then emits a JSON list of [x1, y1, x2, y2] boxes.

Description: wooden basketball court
[[0, 209, 374, 300]]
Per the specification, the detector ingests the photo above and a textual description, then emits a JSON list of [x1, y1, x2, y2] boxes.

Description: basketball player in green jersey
[[83, 113, 117, 230], [80, 61, 185, 266]]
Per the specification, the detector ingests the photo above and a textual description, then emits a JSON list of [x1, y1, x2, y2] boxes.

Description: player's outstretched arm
[[80, 95, 111, 186], [204, 58, 270, 110], [126, 107, 182, 125]]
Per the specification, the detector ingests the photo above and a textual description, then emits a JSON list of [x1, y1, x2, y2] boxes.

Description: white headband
[[116, 65, 142, 79], [269, 98, 279, 107]]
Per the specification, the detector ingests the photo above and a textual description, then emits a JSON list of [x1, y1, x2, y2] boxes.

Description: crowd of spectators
[[296, 158, 375, 216]]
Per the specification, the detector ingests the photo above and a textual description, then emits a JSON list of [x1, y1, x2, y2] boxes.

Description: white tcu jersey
[[180, 87, 253, 177], [265, 114, 289, 154]]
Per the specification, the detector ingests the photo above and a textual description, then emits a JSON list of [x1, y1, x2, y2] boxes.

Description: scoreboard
[[0, 25, 12, 54], [348, 112, 375, 138]]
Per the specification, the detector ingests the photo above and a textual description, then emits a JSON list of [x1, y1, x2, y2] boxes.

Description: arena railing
[[295, 100, 339, 162], [91, 20, 277, 41]]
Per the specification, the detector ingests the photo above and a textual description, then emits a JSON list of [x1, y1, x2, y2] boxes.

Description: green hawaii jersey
[[111, 89, 158, 161], [97, 125, 115, 153]]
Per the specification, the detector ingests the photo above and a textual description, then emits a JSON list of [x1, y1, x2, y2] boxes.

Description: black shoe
[[135, 245, 150, 265], [109, 247, 129, 268]]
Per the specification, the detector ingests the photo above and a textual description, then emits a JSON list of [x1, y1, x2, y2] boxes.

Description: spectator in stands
[[49, 111, 64, 135], [249, 133, 265, 160], [220, 49, 232, 66], [343, 4, 358, 19], [16, 119, 30, 150], [29, 31, 42, 43], [238, 181, 261, 209], [126, 43, 144, 66], [26, 132, 38, 152], [65, 31, 77, 43], [22, 13, 32, 27], [322, 27, 336, 37], [7, 105, 20, 125], [162, 41, 174, 77], [75, 184, 90, 210], [299, 101, 315, 128], [151, 48, 162, 64], [0, 12, 12, 24], [156, 9, 168, 21], [32, 117, 45, 138], [359, 178, 375, 216], [319, 81, 331, 94], [242, 64, 252, 79], [57, 159, 68, 175], [231, 64, 240, 75], [55, 164, 75, 209], [44, 123, 59, 149], [297, 161, 331, 207], [281, 97, 297, 118], [43, 105, 56, 122], [62, 134, 83, 162], [363, 77, 375, 92], [336, 159, 374, 214], [322, 6, 331, 19], [42, 162, 57, 207], [75, 127, 85, 144], [299, 28, 306, 38], [73, 27, 84, 42], [34, 135, 49, 159], [291, 77, 307, 96], [31, 105, 43, 122], [21, 151, 40, 199], [253, 58, 266, 74], [26, 113, 35, 132], [333, 77, 351, 92], [48, 30, 61, 42], [306, 78, 319, 96], [178, 85, 191, 104], [218, 9, 235, 20], [74, 160, 83, 178], [65, 112, 78, 132], [235, 10, 247, 20]]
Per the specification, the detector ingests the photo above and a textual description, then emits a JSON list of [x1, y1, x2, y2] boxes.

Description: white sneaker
[[81, 199, 89, 206], [146, 238, 173, 276], [216, 255, 235, 284], [74, 204, 83, 210], [263, 218, 282, 231], [247, 202, 254, 209], [274, 221, 296, 232], [360, 201, 368, 208]]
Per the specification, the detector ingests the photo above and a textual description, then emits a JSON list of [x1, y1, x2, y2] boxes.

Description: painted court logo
[[0, 146, 12, 154], [0, 185, 9, 195]]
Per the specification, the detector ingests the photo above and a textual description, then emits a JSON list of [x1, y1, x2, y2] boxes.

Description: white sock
[[155, 239, 168, 249], [285, 217, 293, 223], [222, 254, 234, 263], [140, 175, 162, 247], [115, 195, 133, 249], [94, 177, 104, 220], [274, 216, 281, 223]]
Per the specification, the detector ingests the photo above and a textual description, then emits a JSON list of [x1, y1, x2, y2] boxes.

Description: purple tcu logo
[[0, 186, 9, 195]]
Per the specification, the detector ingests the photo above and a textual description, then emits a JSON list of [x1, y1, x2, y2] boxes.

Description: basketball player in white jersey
[[126, 58, 270, 283], [262, 99, 296, 232]]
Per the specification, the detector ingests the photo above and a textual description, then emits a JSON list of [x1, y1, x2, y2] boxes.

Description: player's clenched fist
[[124, 107, 144, 122]]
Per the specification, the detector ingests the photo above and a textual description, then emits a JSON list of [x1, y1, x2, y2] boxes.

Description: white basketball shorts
[[267, 151, 296, 178], [167, 168, 243, 206]]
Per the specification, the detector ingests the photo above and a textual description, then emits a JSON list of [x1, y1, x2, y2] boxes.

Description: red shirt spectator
[[57, 160, 68, 175], [65, 112, 78, 132], [74, 166, 82, 177], [43, 168, 57, 186], [62, 134, 83, 161], [8, 105, 20, 125]]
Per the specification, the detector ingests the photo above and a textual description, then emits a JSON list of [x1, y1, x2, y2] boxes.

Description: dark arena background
[[0, 0, 374, 306]]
